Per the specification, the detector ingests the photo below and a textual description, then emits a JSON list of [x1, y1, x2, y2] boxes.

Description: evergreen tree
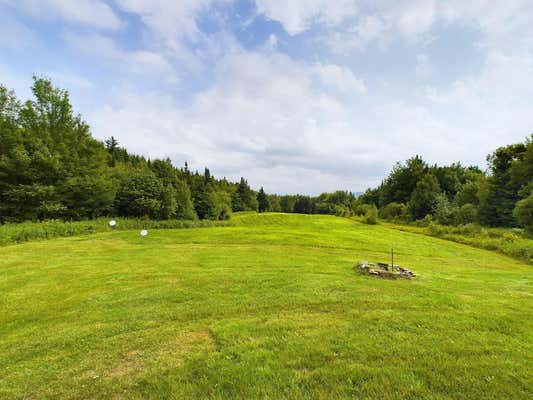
[[257, 187, 269, 212], [294, 196, 313, 214], [479, 143, 525, 226], [232, 177, 258, 211]]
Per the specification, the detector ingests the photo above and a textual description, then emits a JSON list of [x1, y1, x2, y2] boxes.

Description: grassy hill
[[0, 213, 531, 399]]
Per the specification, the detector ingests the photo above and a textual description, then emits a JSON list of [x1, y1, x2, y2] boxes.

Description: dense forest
[[1, 78, 532, 232]]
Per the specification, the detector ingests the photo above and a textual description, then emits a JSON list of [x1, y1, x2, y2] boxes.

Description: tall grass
[[0, 218, 230, 246], [389, 222, 533, 264]]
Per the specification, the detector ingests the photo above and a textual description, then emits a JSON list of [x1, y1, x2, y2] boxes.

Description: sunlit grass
[[0, 213, 531, 399]]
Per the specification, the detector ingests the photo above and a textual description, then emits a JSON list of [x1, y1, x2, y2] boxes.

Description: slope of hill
[[0, 213, 531, 399]]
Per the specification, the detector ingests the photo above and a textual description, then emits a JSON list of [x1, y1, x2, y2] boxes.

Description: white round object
[[109, 220, 117, 227], [140, 229, 148, 237]]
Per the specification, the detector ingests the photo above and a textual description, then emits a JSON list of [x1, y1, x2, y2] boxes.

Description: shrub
[[353, 203, 371, 217], [455, 204, 478, 225], [433, 193, 454, 225], [378, 202, 407, 220], [363, 205, 378, 225], [514, 194, 533, 233], [414, 214, 433, 227]]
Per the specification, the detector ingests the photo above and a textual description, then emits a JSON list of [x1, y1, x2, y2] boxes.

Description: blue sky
[[1, 0, 532, 194]]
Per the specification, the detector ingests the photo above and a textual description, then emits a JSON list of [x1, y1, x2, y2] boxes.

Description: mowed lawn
[[0, 213, 531, 399]]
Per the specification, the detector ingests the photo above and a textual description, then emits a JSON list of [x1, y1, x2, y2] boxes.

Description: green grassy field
[[0, 213, 531, 399]]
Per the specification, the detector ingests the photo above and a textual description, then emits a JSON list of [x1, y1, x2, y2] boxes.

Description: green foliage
[[279, 195, 295, 213], [353, 203, 371, 216], [408, 174, 441, 220], [257, 187, 269, 213], [0, 79, 264, 223], [378, 202, 406, 220], [479, 138, 533, 226], [0, 218, 228, 246], [362, 204, 378, 224], [433, 192, 455, 225], [293, 195, 313, 214], [267, 194, 281, 212], [207, 187, 232, 220], [314, 191, 356, 215], [455, 203, 478, 225], [174, 179, 197, 220], [114, 171, 164, 219], [380, 156, 428, 205], [513, 193, 533, 233], [232, 177, 258, 212], [0, 77, 114, 221], [400, 222, 533, 264], [454, 176, 484, 206]]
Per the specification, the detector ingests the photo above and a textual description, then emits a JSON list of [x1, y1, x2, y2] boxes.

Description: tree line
[[1, 77, 532, 232], [356, 138, 533, 232], [0, 78, 262, 223]]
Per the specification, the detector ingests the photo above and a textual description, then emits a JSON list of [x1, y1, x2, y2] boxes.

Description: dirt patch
[[108, 350, 144, 378]]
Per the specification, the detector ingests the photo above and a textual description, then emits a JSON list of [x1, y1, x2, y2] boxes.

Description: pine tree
[[257, 187, 269, 212], [232, 177, 258, 211]]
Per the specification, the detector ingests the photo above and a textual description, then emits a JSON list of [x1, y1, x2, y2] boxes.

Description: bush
[[378, 202, 407, 220], [514, 194, 533, 233], [455, 204, 478, 225], [363, 205, 378, 225], [414, 214, 433, 227], [353, 203, 371, 216], [433, 193, 454, 225], [334, 204, 351, 217]]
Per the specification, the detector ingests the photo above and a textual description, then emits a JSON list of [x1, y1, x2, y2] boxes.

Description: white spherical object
[[140, 229, 148, 237], [109, 220, 117, 227]]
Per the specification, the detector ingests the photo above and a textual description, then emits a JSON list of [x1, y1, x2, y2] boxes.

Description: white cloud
[[423, 50, 533, 148], [116, 0, 218, 40], [312, 63, 366, 94], [323, 0, 533, 55], [4, 0, 533, 195], [63, 32, 177, 81], [394, 0, 436, 39], [114, 0, 233, 69], [255, 0, 358, 35], [0, 0, 122, 30], [89, 50, 381, 193]]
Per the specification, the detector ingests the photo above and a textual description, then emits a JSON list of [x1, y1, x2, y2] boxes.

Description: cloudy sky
[[1, 1, 532, 194]]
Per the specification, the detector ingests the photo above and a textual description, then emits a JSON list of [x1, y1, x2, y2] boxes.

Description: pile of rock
[[356, 261, 416, 279]]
